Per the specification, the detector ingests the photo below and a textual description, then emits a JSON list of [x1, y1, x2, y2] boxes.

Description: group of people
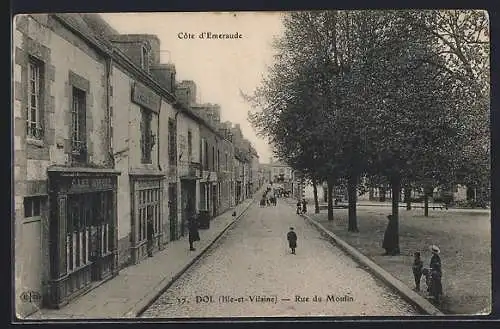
[[413, 245, 443, 302], [296, 199, 307, 215], [260, 188, 277, 207], [383, 214, 443, 302]]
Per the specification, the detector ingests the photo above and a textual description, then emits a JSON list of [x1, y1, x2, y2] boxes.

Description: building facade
[[13, 14, 122, 314], [13, 13, 261, 317]]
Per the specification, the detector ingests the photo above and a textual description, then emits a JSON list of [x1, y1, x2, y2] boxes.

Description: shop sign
[[132, 82, 161, 112]]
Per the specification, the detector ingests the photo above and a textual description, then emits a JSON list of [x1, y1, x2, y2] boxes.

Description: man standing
[[287, 227, 298, 255], [188, 215, 200, 251]]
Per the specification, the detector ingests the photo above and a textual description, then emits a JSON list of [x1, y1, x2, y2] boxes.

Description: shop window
[[71, 87, 87, 162], [137, 187, 161, 243], [66, 192, 112, 273], [26, 57, 44, 140], [141, 108, 155, 164]]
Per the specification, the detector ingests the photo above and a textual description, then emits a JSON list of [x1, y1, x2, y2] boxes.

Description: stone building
[[13, 14, 122, 315]]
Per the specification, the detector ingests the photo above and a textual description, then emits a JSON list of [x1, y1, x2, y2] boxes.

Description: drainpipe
[[105, 55, 114, 167], [157, 98, 162, 172]]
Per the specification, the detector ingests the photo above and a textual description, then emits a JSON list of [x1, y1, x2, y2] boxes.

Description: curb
[[295, 207, 444, 316], [131, 198, 256, 317]]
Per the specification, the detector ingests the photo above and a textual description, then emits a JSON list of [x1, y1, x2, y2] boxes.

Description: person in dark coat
[[296, 201, 302, 215], [147, 214, 154, 257], [429, 245, 443, 302], [412, 251, 423, 291], [301, 199, 307, 214], [382, 214, 399, 255], [188, 215, 200, 251], [287, 227, 297, 254]]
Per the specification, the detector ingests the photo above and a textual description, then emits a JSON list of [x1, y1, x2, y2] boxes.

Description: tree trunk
[[424, 193, 429, 217], [323, 185, 328, 202], [327, 178, 334, 221], [312, 177, 320, 214], [348, 174, 359, 232], [390, 175, 400, 254], [404, 185, 412, 210]]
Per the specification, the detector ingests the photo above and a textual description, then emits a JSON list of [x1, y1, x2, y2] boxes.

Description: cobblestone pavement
[[142, 199, 419, 318]]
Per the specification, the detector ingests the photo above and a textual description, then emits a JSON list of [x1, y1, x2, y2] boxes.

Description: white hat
[[430, 245, 440, 253]]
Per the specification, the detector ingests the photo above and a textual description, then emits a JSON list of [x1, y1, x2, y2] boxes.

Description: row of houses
[[13, 13, 262, 316]]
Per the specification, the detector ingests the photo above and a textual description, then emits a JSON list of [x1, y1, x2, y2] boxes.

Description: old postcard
[[12, 11, 491, 320]]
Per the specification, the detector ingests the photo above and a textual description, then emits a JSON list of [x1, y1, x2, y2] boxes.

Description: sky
[[100, 12, 285, 163]]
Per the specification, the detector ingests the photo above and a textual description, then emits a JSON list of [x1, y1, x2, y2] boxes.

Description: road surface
[[142, 199, 419, 318]]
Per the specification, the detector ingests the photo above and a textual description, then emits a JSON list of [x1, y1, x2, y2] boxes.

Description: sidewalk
[[25, 198, 255, 320]]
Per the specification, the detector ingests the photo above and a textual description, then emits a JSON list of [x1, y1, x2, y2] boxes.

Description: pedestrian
[[188, 215, 200, 251], [260, 194, 266, 207], [429, 244, 443, 302], [382, 214, 399, 255], [147, 213, 154, 257], [412, 251, 423, 291], [301, 199, 307, 214], [296, 200, 302, 215], [287, 227, 297, 254]]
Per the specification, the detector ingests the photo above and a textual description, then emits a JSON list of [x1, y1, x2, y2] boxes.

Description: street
[[142, 198, 419, 317]]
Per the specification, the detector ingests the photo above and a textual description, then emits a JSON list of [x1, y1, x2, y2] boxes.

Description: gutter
[[157, 97, 162, 172]]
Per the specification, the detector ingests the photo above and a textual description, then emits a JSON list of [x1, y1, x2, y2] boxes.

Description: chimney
[[151, 63, 176, 94], [109, 34, 161, 70], [175, 80, 197, 106]]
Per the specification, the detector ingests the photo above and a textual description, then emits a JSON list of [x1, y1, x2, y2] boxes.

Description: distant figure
[[412, 251, 423, 291], [287, 227, 297, 254], [188, 215, 200, 251], [301, 199, 307, 214], [382, 215, 399, 255], [296, 201, 302, 215], [147, 214, 154, 257], [260, 194, 266, 207]]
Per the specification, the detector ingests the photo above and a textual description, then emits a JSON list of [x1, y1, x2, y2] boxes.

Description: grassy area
[[308, 205, 491, 315]]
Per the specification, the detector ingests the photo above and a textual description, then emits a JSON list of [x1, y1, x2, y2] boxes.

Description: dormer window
[[141, 45, 150, 73]]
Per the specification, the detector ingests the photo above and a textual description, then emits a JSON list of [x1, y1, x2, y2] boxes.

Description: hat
[[290, 227, 294, 230], [430, 245, 440, 253]]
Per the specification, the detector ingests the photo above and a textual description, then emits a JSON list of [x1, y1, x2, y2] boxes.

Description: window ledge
[[26, 138, 45, 148]]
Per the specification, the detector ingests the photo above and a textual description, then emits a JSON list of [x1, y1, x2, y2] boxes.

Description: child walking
[[412, 251, 423, 291], [287, 227, 297, 254]]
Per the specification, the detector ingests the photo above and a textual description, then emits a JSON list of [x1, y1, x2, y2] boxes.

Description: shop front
[[47, 167, 120, 308], [129, 173, 165, 264]]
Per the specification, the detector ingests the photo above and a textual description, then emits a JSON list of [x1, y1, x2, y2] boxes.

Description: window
[[168, 120, 176, 165], [212, 146, 215, 171], [187, 131, 192, 161], [27, 58, 44, 139], [137, 188, 161, 243], [66, 192, 113, 273], [71, 87, 87, 161], [141, 45, 150, 73], [141, 108, 154, 164], [204, 140, 209, 171], [217, 150, 220, 171], [200, 138, 207, 170], [24, 196, 44, 219]]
